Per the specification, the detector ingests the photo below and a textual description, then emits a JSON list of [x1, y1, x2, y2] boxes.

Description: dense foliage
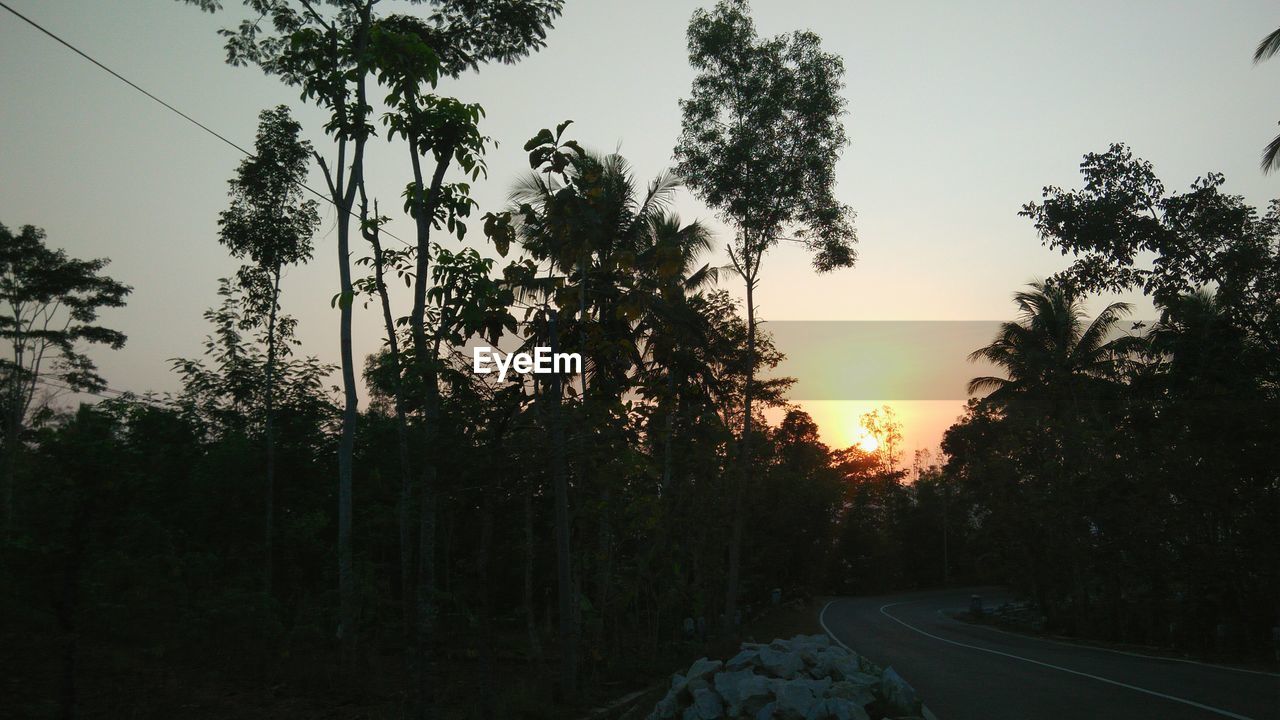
[[1, 219, 910, 718], [945, 149, 1280, 657], [3, 3, 1276, 719]]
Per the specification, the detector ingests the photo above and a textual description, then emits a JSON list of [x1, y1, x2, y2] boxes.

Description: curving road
[[819, 588, 1280, 720]]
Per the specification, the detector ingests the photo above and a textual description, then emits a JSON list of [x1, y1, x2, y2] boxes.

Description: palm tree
[[507, 149, 711, 687], [1145, 288, 1264, 409], [1254, 27, 1280, 172], [633, 212, 720, 491], [1148, 289, 1231, 364], [967, 281, 1139, 407], [634, 214, 719, 303], [510, 150, 727, 420], [967, 281, 1142, 632]]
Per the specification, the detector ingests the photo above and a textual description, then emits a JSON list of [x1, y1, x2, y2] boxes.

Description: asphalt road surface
[[819, 588, 1280, 720]]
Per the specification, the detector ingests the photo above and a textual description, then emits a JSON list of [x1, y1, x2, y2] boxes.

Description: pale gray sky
[[2, 0, 1277, 452]]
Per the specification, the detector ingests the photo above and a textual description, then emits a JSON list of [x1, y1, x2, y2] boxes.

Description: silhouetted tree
[[674, 0, 858, 629], [633, 212, 718, 492], [0, 223, 130, 538], [1253, 26, 1280, 172], [217, 104, 320, 599], [184, 0, 386, 661], [505, 122, 589, 697], [1021, 144, 1280, 355], [368, 9, 562, 713], [966, 282, 1139, 403], [966, 281, 1139, 630]]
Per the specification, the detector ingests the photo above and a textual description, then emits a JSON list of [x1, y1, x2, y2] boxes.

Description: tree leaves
[[1021, 143, 1280, 353], [482, 211, 514, 257], [524, 121, 582, 173], [523, 128, 554, 153], [674, 0, 857, 275], [219, 105, 319, 291], [0, 223, 132, 417], [331, 290, 355, 310]]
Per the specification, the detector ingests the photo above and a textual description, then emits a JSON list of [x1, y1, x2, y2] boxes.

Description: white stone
[[880, 666, 920, 716], [682, 688, 724, 720]]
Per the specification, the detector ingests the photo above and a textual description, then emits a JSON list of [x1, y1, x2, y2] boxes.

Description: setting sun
[[854, 430, 880, 454]]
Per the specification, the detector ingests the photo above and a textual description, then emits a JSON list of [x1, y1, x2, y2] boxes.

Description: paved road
[[819, 588, 1280, 720]]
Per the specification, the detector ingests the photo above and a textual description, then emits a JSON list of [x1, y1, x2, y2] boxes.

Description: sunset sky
[[3, 0, 1278, 455]]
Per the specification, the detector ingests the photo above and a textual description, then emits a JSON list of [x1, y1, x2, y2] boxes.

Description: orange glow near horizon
[[853, 429, 880, 454], [768, 400, 969, 460]]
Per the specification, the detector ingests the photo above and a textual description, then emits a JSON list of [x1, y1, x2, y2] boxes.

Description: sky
[[2, 0, 1278, 457]]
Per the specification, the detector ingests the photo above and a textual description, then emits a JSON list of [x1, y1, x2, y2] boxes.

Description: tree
[[26, 404, 128, 720], [966, 281, 1139, 404], [946, 278, 1278, 648], [1020, 144, 1280, 355], [183, 0, 378, 655], [674, 0, 857, 629], [507, 133, 733, 678], [504, 122, 590, 698], [170, 278, 336, 457], [750, 409, 843, 594], [353, 190, 417, 637], [965, 281, 1140, 631], [1142, 290, 1277, 648], [1253, 26, 1280, 172], [217, 105, 320, 600], [0, 223, 130, 537], [368, 7, 562, 713], [858, 405, 904, 470], [633, 211, 718, 492], [187, 0, 384, 664]]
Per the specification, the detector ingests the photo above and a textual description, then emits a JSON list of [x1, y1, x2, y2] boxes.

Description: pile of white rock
[[645, 635, 923, 720]]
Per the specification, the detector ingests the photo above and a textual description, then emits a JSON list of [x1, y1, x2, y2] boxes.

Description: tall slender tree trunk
[[360, 193, 415, 638], [661, 369, 678, 492], [725, 272, 755, 633], [524, 482, 543, 661], [548, 309, 577, 698], [318, 122, 367, 669], [336, 199, 359, 666], [405, 135, 453, 720], [263, 269, 280, 601], [4, 416, 16, 539], [337, 6, 376, 670]]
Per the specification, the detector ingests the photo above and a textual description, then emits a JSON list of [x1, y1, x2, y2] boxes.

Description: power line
[[0, 0, 412, 248], [0, 1, 254, 156]]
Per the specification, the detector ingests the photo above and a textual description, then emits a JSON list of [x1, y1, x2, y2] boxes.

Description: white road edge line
[[881, 601, 1255, 720], [821, 599, 940, 720], [932, 608, 1280, 678]]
